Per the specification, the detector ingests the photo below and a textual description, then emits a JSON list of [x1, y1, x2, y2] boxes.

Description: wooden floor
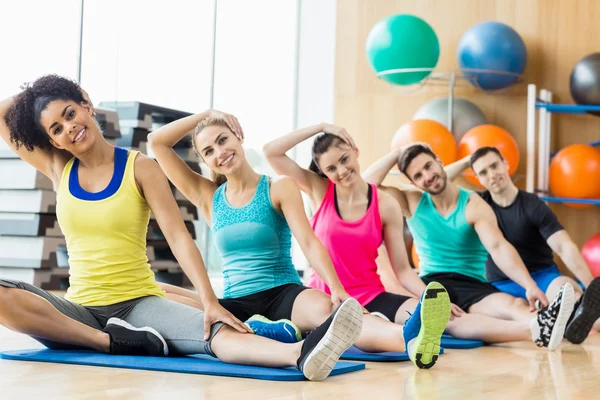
[[1, 325, 599, 399]]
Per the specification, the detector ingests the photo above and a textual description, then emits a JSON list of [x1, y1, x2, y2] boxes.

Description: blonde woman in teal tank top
[[149, 109, 455, 367], [362, 143, 584, 351], [0, 75, 362, 381]]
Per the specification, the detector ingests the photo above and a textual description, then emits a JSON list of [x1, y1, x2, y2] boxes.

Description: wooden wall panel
[[335, 0, 600, 272]]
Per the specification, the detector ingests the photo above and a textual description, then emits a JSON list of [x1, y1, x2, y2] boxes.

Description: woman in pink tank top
[[264, 124, 431, 324]]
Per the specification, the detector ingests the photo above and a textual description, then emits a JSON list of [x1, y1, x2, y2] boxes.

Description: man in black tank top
[[455, 147, 600, 344]]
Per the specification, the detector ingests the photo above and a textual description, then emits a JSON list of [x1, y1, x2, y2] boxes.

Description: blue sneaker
[[403, 282, 451, 369], [245, 315, 302, 343]]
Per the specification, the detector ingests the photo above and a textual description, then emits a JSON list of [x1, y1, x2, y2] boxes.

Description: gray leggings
[[0, 279, 224, 357]]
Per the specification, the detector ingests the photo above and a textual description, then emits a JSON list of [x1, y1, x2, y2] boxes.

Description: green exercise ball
[[366, 14, 440, 86]]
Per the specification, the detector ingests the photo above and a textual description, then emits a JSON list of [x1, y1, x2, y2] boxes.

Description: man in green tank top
[[363, 144, 580, 350]]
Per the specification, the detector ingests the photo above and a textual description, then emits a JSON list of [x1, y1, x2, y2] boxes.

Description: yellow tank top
[[56, 147, 165, 306]]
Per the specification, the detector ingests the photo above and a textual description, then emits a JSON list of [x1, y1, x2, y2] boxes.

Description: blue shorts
[[491, 265, 585, 299]]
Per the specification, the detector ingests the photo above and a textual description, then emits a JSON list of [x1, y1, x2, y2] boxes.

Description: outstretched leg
[[125, 295, 363, 381]]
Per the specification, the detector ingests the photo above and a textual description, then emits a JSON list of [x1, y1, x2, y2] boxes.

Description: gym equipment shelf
[[535, 103, 600, 114], [527, 84, 600, 207]]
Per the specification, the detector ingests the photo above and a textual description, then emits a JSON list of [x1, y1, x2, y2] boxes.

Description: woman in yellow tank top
[[0, 74, 362, 381]]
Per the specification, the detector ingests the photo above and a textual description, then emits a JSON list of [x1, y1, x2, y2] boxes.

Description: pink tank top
[[308, 180, 385, 305]]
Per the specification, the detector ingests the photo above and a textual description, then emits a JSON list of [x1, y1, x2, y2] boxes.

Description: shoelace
[[114, 339, 143, 347], [253, 324, 288, 340]]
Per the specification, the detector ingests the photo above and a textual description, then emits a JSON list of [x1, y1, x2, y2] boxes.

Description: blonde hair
[[192, 116, 230, 187]]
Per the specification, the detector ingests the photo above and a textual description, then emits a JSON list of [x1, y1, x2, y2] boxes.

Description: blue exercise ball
[[457, 21, 527, 90]]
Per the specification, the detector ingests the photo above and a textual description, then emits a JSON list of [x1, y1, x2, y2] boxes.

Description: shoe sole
[[301, 298, 363, 381], [247, 315, 302, 342], [565, 279, 600, 344], [410, 282, 451, 369], [547, 283, 575, 351], [106, 317, 169, 356]]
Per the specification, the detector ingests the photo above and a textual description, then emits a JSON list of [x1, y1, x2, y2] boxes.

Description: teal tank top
[[406, 187, 489, 282], [212, 175, 302, 298]]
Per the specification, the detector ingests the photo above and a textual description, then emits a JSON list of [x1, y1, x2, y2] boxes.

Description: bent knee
[[313, 302, 336, 323], [0, 285, 16, 314], [504, 295, 528, 310], [549, 276, 582, 294]]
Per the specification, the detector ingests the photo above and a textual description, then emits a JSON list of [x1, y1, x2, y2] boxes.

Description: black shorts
[[218, 283, 309, 322], [421, 273, 500, 311], [364, 292, 412, 322]]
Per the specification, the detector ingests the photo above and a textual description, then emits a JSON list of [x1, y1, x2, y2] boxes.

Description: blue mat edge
[[441, 334, 486, 349], [340, 346, 445, 362], [0, 350, 365, 382]]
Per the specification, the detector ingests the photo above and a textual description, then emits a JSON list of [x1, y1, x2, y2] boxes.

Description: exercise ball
[[582, 233, 600, 277], [570, 53, 600, 116], [411, 244, 420, 270], [413, 97, 488, 141], [457, 124, 520, 186], [457, 21, 527, 90], [366, 14, 439, 86], [391, 119, 457, 166], [549, 144, 600, 209]]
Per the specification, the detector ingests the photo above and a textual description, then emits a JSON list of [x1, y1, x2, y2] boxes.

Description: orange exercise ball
[[391, 119, 457, 166], [457, 124, 520, 186], [549, 144, 600, 209], [411, 244, 420, 270]]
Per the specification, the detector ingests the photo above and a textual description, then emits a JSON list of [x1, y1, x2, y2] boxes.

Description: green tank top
[[406, 187, 489, 282]]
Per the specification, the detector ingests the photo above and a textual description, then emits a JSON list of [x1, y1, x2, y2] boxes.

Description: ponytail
[[211, 169, 228, 186], [308, 158, 326, 178]]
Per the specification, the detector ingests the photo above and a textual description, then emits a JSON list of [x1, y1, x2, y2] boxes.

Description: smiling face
[[39, 99, 99, 154], [194, 123, 245, 175], [472, 151, 511, 194], [315, 141, 360, 187], [404, 153, 448, 195]]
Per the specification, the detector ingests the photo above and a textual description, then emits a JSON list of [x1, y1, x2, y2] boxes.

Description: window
[[213, 0, 298, 153], [80, 0, 215, 112], [0, 0, 81, 98]]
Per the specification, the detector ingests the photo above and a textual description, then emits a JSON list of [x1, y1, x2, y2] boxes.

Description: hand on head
[[322, 123, 357, 150], [400, 141, 432, 153], [209, 110, 244, 141]]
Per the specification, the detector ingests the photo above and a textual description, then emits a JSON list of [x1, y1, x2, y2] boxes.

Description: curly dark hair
[[4, 74, 87, 152]]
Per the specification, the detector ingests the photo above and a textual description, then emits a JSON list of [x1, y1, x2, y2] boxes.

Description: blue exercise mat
[[0, 349, 364, 382], [341, 346, 444, 362], [441, 334, 485, 349]]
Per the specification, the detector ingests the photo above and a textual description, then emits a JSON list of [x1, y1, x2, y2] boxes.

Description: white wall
[[291, 0, 338, 277]]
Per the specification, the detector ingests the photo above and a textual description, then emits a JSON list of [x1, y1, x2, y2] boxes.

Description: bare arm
[[380, 192, 426, 298], [362, 148, 422, 215], [444, 156, 471, 181], [468, 195, 548, 309], [362, 147, 402, 187], [136, 155, 251, 337], [0, 95, 72, 186], [147, 111, 219, 216], [272, 177, 350, 304], [547, 230, 594, 288]]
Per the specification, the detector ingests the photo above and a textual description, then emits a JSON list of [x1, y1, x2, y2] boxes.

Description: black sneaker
[[296, 298, 363, 381], [565, 278, 600, 344], [103, 318, 169, 357], [530, 283, 575, 351]]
